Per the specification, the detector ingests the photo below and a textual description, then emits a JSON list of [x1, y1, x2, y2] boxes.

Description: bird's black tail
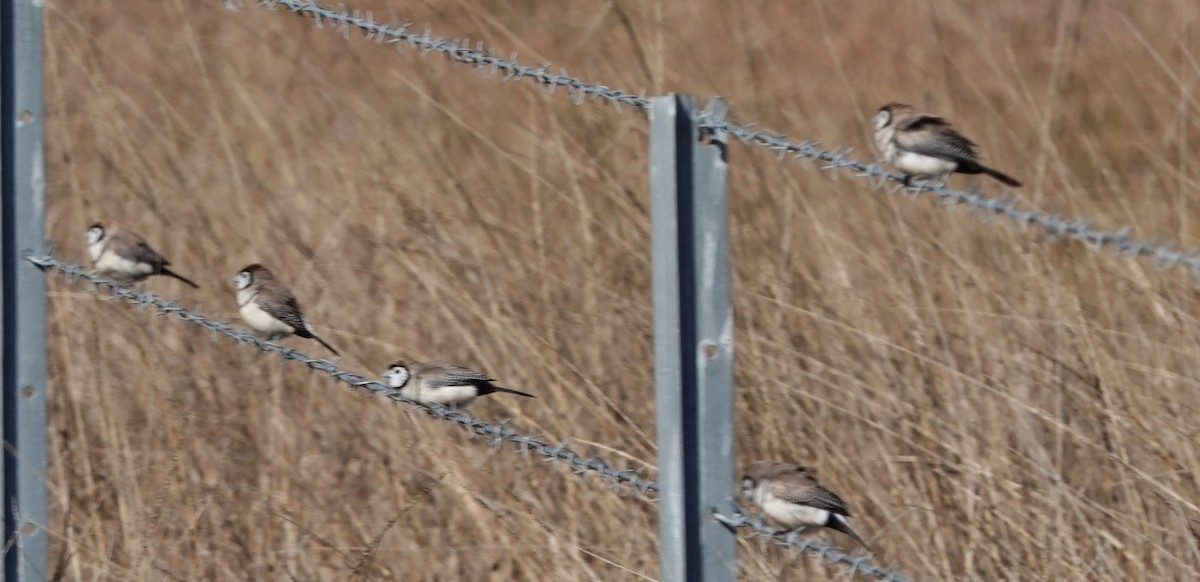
[[161, 267, 200, 289], [981, 165, 1022, 187], [295, 320, 339, 355], [489, 385, 536, 398], [302, 332, 339, 355], [828, 517, 872, 553]]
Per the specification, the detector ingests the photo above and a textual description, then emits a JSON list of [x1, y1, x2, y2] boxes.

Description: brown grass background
[[39, 0, 1200, 579]]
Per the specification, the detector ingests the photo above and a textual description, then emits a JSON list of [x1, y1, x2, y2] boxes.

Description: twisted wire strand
[[259, 0, 650, 110], [27, 253, 658, 496], [701, 112, 1200, 277]]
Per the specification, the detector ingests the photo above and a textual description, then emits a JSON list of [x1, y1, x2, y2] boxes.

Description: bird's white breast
[[892, 150, 957, 177], [93, 249, 153, 280], [239, 300, 295, 337], [402, 383, 480, 406], [755, 488, 830, 528]]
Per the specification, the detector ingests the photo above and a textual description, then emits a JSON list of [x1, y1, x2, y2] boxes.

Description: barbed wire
[[31, 252, 918, 579], [714, 509, 913, 582], [250, 0, 1200, 280], [26, 252, 658, 496], [699, 111, 1200, 277], [258, 0, 650, 111]]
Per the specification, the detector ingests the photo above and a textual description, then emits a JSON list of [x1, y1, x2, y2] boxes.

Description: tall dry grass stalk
[[41, 0, 1200, 579]]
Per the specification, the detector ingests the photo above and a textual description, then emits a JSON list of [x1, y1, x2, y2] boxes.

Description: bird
[[233, 264, 339, 355], [381, 361, 536, 407], [742, 461, 871, 551], [873, 102, 1021, 188], [84, 222, 200, 288]]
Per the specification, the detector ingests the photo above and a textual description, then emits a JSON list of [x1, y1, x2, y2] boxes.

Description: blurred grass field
[[40, 0, 1200, 579]]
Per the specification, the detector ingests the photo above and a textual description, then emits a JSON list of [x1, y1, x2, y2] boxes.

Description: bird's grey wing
[[257, 284, 308, 331], [425, 364, 493, 387], [893, 115, 980, 162], [257, 301, 307, 331], [806, 486, 851, 515], [117, 233, 169, 267], [768, 477, 851, 515]]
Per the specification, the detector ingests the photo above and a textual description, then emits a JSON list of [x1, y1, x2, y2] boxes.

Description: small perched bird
[[84, 222, 199, 288], [233, 264, 339, 355], [873, 102, 1021, 188], [742, 461, 871, 551], [382, 361, 536, 407]]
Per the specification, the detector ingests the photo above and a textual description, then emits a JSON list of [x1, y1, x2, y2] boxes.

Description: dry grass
[[39, 0, 1200, 579]]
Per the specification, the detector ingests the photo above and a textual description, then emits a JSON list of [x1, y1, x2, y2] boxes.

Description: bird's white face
[[84, 225, 106, 246], [382, 365, 411, 389], [233, 271, 253, 290], [873, 109, 892, 131]]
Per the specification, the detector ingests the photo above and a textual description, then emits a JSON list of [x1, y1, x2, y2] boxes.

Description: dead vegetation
[[42, 0, 1200, 579]]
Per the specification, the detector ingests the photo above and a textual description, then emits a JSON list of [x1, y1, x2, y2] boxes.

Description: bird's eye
[[873, 110, 890, 130]]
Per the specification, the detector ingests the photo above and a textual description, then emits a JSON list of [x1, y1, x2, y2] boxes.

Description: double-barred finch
[[382, 361, 536, 407], [233, 264, 339, 355], [84, 222, 199, 288], [742, 461, 871, 551], [873, 102, 1021, 188]]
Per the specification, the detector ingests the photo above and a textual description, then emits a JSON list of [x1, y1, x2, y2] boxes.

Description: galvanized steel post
[[650, 94, 736, 582], [1, 0, 48, 579]]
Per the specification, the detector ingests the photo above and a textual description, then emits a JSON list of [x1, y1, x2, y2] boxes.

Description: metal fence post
[[650, 94, 736, 582], [1, 0, 49, 580]]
